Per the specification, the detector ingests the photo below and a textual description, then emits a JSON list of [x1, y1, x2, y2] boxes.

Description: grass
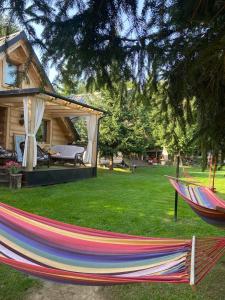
[[0, 166, 224, 300]]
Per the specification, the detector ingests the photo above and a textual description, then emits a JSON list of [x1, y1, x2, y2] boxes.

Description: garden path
[[26, 281, 105, 300]]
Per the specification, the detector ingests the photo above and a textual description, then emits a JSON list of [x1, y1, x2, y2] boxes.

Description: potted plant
[[5, 161, 23, 189]]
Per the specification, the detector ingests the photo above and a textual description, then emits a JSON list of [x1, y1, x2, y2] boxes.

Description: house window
[[36, 120, 50, 143], [4, 61, 18, 86]]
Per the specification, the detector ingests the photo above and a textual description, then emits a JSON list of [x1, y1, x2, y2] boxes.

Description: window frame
[[36, 119, 51, 144]]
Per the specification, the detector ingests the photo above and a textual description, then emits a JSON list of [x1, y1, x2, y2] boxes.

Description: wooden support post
[[91, 139, 97, 167], [91, 115, 98, 167], [26, 98, 36, 171], [174, 154, 180, 222], [190, 235, 196, 286], [95, 116, 103, 176]]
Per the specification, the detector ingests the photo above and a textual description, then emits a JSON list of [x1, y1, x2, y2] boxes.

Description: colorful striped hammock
[[168, 177, 225, 228], [0, 202, 225, 286]]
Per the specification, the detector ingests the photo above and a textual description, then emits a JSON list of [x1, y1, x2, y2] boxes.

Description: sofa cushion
[[51, 145, 85, 160]]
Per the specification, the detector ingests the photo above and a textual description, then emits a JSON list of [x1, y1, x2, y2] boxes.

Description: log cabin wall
[[51, 118, 72, 146], [8, 107, 25, 150], [6, 108, 71, 150], [0, 106, 7, 148]]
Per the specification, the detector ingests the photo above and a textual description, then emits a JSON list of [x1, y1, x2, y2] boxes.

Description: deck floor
[[22, 166, 96, 187], [34, 164, 87, 171]]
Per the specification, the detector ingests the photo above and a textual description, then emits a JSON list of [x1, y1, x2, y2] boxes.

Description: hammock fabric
[[169, 177, 225, 228], [0, 202, 225, 286]]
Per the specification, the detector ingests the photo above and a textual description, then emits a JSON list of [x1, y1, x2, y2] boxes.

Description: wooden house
[[0, 31, 104, 186]]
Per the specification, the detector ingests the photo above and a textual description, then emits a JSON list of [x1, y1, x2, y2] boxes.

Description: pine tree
[[2, 1, 225, 162]]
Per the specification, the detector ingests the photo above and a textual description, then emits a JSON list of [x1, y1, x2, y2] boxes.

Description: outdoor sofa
[[50, 145, 86, 166]]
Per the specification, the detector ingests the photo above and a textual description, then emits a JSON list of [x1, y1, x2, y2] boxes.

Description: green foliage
[[89, 88, 154, 158], [149, 84, 198, 155], [150, 113, 198, 156], [55, 71, 79, 95], [72, 117, 87, 144], [54, 67, 88, 96], [162, 0, 225, 159], [2, 1, 225, 159], [119, 102, 154, 155], [0, 1, 148, 88]]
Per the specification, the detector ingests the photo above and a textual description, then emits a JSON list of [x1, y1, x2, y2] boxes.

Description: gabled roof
[[0, 31, 54, 91]]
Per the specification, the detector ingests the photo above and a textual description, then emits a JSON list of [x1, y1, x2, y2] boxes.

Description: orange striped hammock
[[168, 176, 225, 228], [0, 202, 225, 286]]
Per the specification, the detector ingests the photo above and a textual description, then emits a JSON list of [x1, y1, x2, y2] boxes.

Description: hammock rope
[[0, 202, 225, 286], [168, 176, 225, 228]]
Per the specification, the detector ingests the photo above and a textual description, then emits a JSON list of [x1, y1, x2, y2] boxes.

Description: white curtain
[[83, 115, 98, 164], [22, 97, 29, 167], [22, 98, 45, 167]]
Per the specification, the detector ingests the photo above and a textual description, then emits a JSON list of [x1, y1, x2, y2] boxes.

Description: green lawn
[[0, 166, 224, 300]]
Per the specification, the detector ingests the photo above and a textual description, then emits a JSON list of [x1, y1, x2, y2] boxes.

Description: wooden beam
[[55, 102, 82, 111], [47, 98, 97, 113], [45, 105, 72, 109], [45, 107, 72, 111], [46, 108, 97, 114], [0, 98, 23, 104], [46, 109, 88, 114], [48, 112, 93, 117]]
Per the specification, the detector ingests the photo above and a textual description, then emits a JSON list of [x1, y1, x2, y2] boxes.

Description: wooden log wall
[[1, 107, 71, 151], [0, 107, 7, 147]]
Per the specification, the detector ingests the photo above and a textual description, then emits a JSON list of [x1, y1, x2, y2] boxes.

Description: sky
[[34, 24, 57, 83]]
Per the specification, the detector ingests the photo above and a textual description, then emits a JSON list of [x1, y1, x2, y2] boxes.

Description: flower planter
[[9, 173, 22, 189]]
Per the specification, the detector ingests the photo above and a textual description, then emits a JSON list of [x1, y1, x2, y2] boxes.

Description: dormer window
[[4, 61, 18, 86]]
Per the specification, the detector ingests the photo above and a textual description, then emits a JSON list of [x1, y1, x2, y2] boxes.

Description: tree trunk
[[173, 153, 180, 167], [210, 152, 218, 192], [218, 150, 225, 170], [173, 155, 177, 166], [109, 155, 114, 171], [201, 147, 207, 172]]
